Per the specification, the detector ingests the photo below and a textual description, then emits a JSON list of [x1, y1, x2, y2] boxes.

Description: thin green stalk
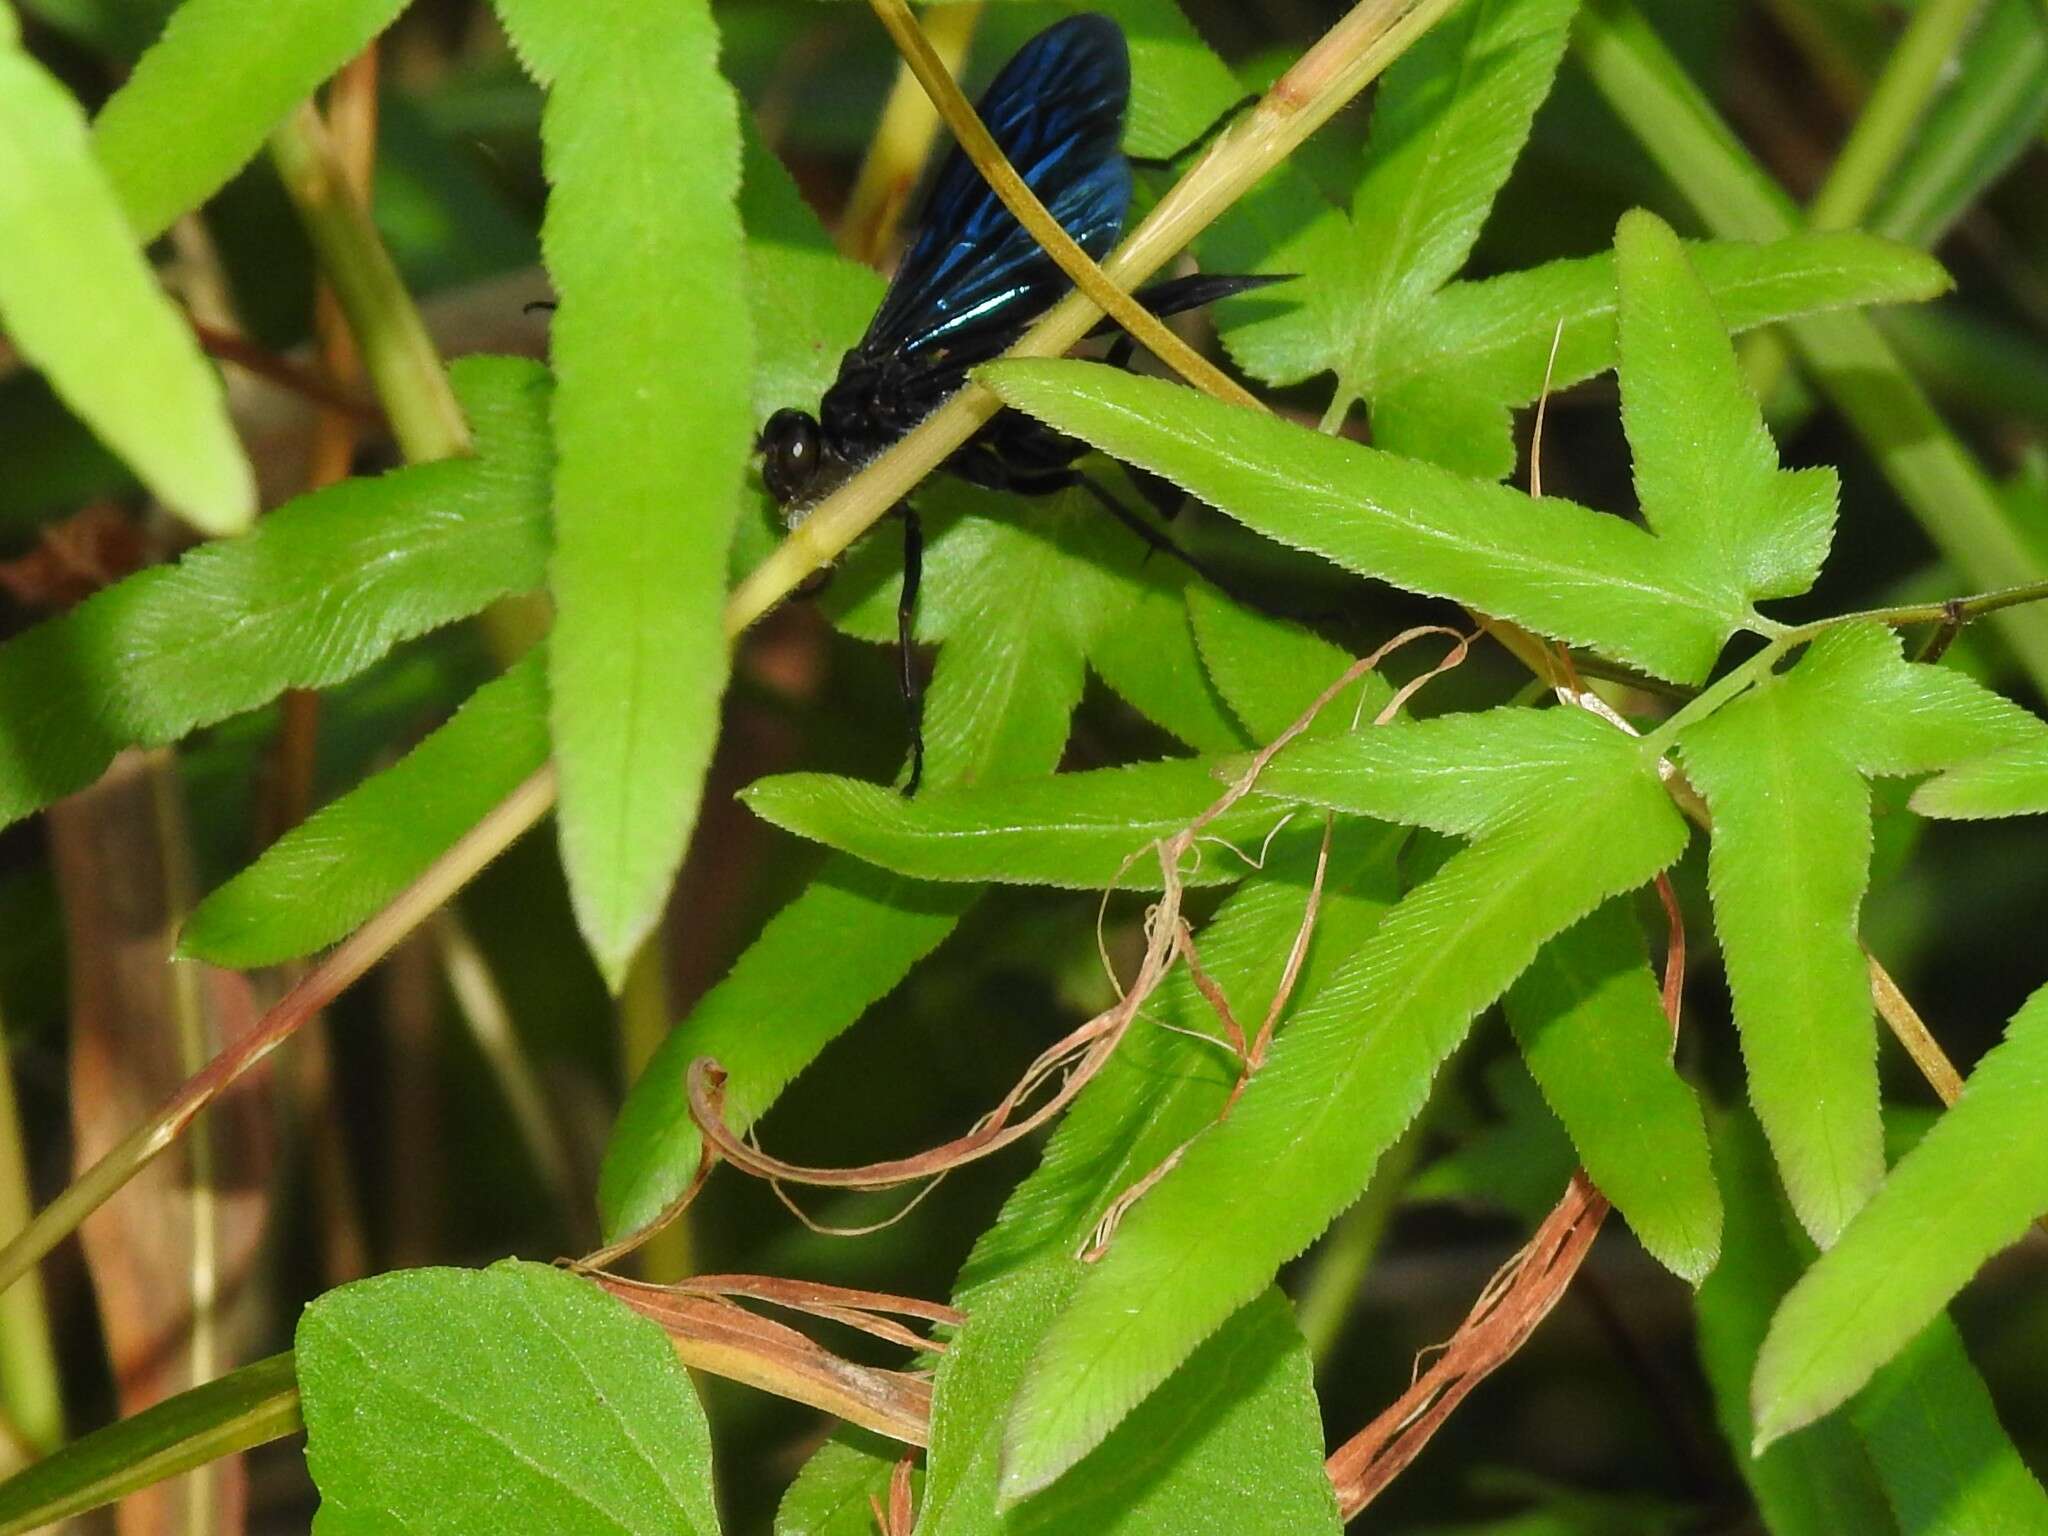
[[435, 914, 581, 1239], [0, 1009, 60, 1458], [1744, 0, 1988, 402], [1808, 0, 1988, 233], [837, 3, 982, 264], [147, 761, 219, 1536], [1574, 0, 2048, 699], [269, 103, 469, 463], [616, 939, 689, 1282]]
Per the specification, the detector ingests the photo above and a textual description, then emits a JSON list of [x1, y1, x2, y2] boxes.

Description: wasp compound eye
[[759, 409, 823, 507]]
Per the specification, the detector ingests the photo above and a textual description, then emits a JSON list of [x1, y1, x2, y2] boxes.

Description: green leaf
[[180, 653, 552, 969], [1340, 0, 1579, 400], [925, 1275, 1339, 1536], [1257, 705, 1632, 837], [601, 505, 1095, 1243], [0, 1354, 300, 1536], [958, 826, 1408, 1297], [499, 0, 753, 989], [775, 1434, 911, 1536], [298, 1260, 720, 1535], [1752, 983, 2048, 1446], [740, 122, 885, 430], [1910, 734, 2048, 820], [1615, 209, 1834, 610], [742, 759, 1300, 891], [1694, 1112, 1898, 1536], [1505, 899, 1720, 1282], [0, 32, 252, 535], [1221, 0, 1578, 407], [1850, 1315, 2048, 1535], [1680, 625, 2042, 1244], [999, 713, 1687, 1501], [0, 356, 551, 833], [91, 0, 409, 243], [981, 359, 1745, 685], [1572, 0, 2048, 697], [1185, 585, 1387, 744], [599, 859, 971, 1241], [1086, 576, 1249, 756], [1384, 232, 1952, 480]]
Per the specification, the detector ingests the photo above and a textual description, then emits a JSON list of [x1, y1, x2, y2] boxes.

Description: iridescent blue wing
[[859, 14, 1132, 363]]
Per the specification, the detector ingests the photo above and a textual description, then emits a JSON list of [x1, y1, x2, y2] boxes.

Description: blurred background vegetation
[[1, 0, 2043, 1530]]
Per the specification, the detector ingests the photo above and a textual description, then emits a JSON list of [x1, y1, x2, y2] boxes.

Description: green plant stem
[[837, 3, 981, 263], [1810, 0, 1987, 233], [268, 103, 469, 463], [1743, 0, 1987, 404], [1573, 0, 2048, 699], [616, 938, 689, 1283], [0, 1011, 60, 1458]]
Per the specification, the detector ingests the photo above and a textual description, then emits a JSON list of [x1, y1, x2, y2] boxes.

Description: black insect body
[[759, 13, 1282, 794]]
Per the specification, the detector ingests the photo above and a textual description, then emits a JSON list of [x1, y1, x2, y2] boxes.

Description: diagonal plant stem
[[0, 0, 1467, 1306], [1743, 0, 1991, 403], [865, 0, 1258, 410], [269, 103, 469, 463], [837, 3, 982, 264], [728, 0, 1464, 636]]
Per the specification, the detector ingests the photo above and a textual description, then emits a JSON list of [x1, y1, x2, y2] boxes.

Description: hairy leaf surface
[[298, 1261, 719, 1534]]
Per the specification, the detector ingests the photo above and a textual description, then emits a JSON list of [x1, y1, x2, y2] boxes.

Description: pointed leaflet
[[180, 653, 551, 969], [984, 360, 1741, 685], [1752, 983, 2048, 1445], [298, 1261, 719, 1534], [1389, 232, 1947, 480], [998, 706, 1688, 1502], [924, 1278, 1338, 1536], [1616, 209, 1834, 611], [0, 20, 251, 535], [1694, 1111, 1906, 1536], [775, 1434, 910, 1536], [742, 758, 1301, 891], [498, 0, 753, 988], [1505, 898, 1720, 1283], [1679, 625, 2042, 1245], [919, 832, 1401, 1534], [1701, 1110, 2048, 1531], [90, 0, 410, 243], [1219, 0, 1577, 411], [1207, 0, 1945, 481], [1185, 585, 1389, 743], [0, 357, 549, 832], [1341, 0, 1578, 404], [1911, 735, 2048, 820]]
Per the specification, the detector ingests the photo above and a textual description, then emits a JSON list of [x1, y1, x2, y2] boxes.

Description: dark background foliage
[[1, 1, 2042, 1531]]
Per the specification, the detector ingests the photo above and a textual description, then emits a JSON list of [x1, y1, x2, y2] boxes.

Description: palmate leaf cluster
[[0, 0, 2045, 1532]]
